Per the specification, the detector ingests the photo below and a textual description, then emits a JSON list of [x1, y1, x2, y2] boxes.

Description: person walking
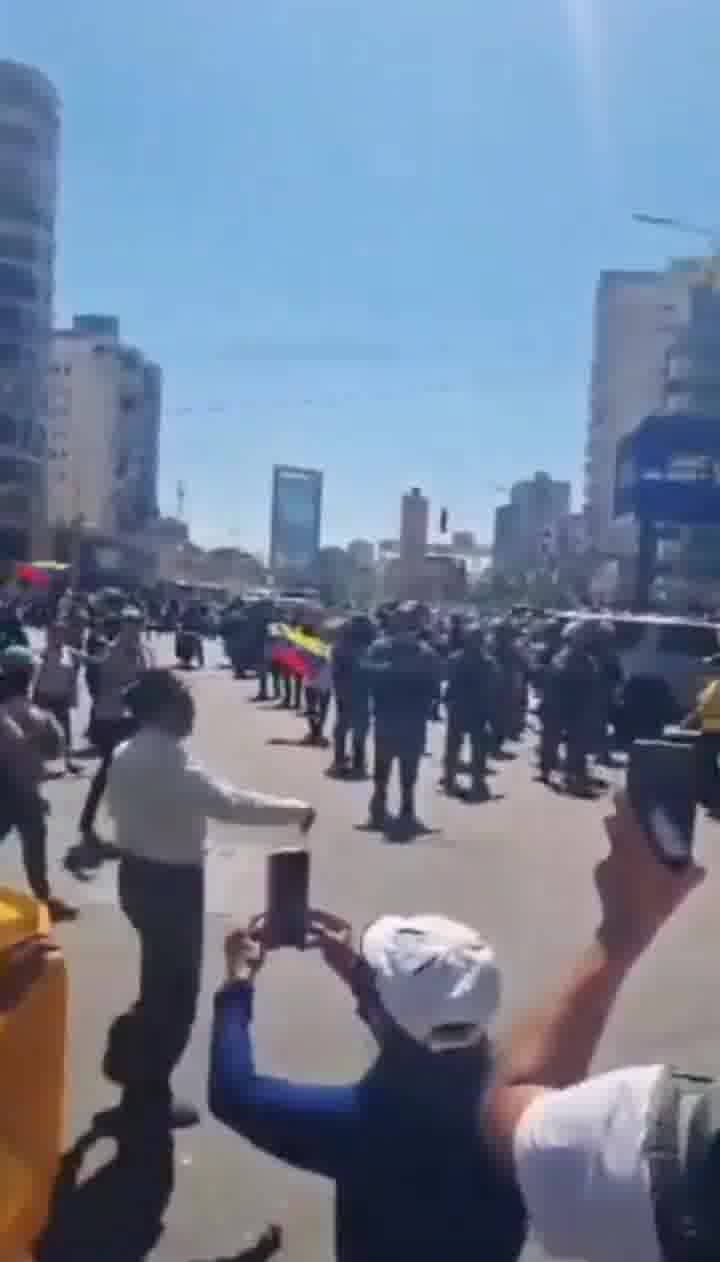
[[0, 648, 77, 923], [103, 669, 316, 1129], [34, 623, 80, 774], [75, 609, 152, 861]]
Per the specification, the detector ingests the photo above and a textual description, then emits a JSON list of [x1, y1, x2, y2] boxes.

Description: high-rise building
[[585, 263, 701, 555], [451, 530, 477, 553], [347, 538, 375, 568], [0, 60, 60, 561], [48, 316, 162, 535], [269, 465, 323, 573], [400, 487, 429, 568], [136, 360, 161, 523], [492, 503, 518, 572], [492, 472, 570, 573]]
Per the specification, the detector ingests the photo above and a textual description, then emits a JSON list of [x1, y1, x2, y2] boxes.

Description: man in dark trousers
[[493, 620, 528, 749], [539, 621, 600, 794], [443, 625, 500, 800], [364, 605, 440, 831], [103, 669, 315, 1129], [329, 614, 375, 777]]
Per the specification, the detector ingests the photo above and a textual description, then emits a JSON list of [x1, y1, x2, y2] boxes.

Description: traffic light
[[440, 508, 448, 534]]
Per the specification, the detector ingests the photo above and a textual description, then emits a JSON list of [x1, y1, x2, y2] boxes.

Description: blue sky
[[6, 0, 720, 552]]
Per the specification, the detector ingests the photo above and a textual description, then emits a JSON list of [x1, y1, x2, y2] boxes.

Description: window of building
[[0, 458, 27, 484], [0, 189, 52, 232], [0, 415, 16, 445], [0, 234, 40, 265], [0, 344, 22, 366], [0, 69, 58, 125], [0, 262, 37, 301], [0, 307, 23, 336]]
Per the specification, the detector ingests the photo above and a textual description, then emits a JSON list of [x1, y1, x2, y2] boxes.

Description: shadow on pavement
[[192, 1224, 283, 1262], [37, 1120, 174, 1262]]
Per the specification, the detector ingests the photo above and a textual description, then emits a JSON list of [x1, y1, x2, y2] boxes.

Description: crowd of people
[[242, 600, 662, 821], [0, 590, 718, 1259]]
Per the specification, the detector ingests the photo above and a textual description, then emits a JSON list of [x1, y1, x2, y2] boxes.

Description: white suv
[[557, 613, 719, 743]]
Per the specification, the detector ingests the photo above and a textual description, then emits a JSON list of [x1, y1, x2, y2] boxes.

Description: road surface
[[2, 635, 718, 1261]]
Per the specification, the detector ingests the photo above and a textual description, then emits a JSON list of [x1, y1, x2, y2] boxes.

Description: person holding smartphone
[[209, 795, 703, 1262], [103, 669, 315, 1131]]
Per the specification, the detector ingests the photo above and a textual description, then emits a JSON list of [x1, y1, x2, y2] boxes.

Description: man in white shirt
[[103, 668, 315, 1130]]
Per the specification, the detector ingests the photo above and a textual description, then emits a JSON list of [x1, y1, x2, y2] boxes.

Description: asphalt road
[[2, 634, 719, 1261]]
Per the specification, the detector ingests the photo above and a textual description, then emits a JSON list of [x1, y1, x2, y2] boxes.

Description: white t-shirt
[[513, 1064, 665, 1262], [106, 726, 309, 866]]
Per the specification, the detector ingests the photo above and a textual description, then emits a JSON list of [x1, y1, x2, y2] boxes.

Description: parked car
[[552, 612, 719, 745]]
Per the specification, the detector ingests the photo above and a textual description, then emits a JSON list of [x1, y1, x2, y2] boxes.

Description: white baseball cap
[[360, 914, 500, 1052]]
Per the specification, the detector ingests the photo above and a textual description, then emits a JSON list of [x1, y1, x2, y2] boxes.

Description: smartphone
[[627, 739, 697, 868], [266, 848, 311, 949]]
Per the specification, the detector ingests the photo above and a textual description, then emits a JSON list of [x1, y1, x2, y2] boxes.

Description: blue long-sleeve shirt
[[209, 982, 527, 1262]]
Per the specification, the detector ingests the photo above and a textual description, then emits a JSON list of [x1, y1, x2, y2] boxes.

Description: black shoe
[[470, 781, 491, 802], [368, 797, 386, 829]]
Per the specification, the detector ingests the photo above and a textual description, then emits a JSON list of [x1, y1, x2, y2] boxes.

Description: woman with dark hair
[[210, 910, 526, 1262]]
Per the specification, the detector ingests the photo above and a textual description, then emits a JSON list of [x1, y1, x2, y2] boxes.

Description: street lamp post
[[633, 212, 720, 286]]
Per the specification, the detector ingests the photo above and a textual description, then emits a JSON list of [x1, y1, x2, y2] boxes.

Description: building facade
[[0, 60, 59, 562], [492, 503, 518, 572], [399, 487, 429, 568], [48, 315, 162, 536], [493, 472, 570, 574], [269, 465, 323, 574], [347, 538, 375, 568], [584, 263, 701, 556]]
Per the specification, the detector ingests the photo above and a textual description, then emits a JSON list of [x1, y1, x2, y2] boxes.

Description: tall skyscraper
[[269, 465, 323, 573], [0, 60, 59, 560], [400, 487, 429, 569], [585, 263, 701, 555], [48, 316, 162, 535], [492, 472, 570, 573]]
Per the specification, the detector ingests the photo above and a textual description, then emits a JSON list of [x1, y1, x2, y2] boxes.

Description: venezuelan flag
[[271, 623, 330, 680]]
